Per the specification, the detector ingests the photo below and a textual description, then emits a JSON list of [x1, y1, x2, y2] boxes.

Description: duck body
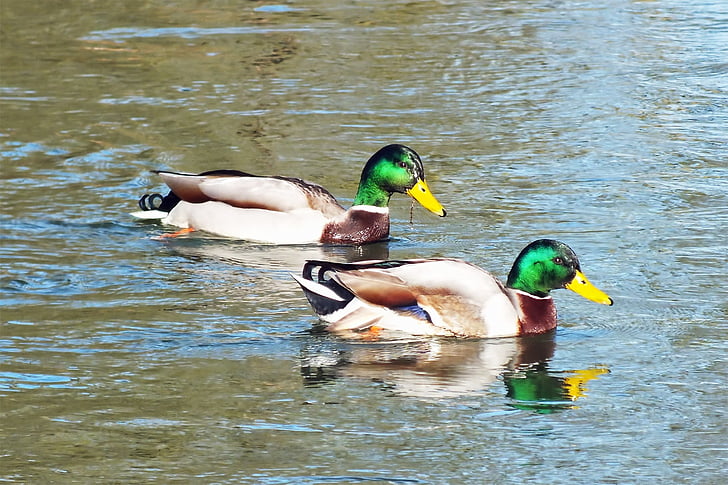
[[294, 258, 555, 338], [293, 239, 613, 338], [143, 171, 390, 244], [131, 144, 446, 244]]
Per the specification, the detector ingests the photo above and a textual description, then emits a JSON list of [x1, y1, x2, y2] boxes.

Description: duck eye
[[553, 257, 564, 265], [397, 161, 407, 169]]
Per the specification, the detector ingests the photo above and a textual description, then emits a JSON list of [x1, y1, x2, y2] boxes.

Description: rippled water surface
[[1, 1, 726, 483]]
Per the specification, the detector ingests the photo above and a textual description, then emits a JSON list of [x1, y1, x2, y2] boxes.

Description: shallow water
[[1, 0, 727, 483]]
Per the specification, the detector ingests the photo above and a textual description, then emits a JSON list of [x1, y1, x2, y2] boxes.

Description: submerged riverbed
[[1, 1, 726, 483]]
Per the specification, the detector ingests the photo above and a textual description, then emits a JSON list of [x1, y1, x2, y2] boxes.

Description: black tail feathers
[[138, 192, 181, 212]]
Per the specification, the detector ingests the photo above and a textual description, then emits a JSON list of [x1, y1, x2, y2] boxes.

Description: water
[[1, 0, 726, 483]]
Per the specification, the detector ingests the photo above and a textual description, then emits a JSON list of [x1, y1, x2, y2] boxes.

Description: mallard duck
[[292, 239, 613, 338], [131, 144, 446, 244]]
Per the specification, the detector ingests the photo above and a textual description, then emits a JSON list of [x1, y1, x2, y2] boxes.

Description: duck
[[131, 144, 446, 244], [292, 239, 613, 338]]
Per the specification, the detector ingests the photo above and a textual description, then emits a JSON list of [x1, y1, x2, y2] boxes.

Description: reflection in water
[[141, 238, 393, 313], [504, 365, 608, 414], [300, 333, 608, 412], [151, 236, 391, 270]]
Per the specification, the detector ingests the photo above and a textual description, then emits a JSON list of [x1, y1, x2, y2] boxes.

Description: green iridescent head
[[353, 144, 446, 216], [506, 239, 613, 305]]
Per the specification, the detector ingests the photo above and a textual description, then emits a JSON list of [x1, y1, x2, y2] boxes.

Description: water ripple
[[81, 26, 313, 41]]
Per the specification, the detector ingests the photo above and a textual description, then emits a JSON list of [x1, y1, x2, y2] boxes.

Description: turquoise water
[[1, 0, 726, 483]]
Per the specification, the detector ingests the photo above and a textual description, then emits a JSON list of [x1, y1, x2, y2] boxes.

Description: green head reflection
[[504, 365, 609, 414]]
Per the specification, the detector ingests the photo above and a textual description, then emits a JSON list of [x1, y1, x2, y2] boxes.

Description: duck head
[[506, 239, 613, 305], [353, 144, 446, 217]]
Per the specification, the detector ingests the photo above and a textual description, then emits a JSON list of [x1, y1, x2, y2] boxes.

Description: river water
[[1, 1, 726, 483]]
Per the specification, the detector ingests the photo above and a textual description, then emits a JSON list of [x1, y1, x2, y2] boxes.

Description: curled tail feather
[[137, 191, 181, 212]]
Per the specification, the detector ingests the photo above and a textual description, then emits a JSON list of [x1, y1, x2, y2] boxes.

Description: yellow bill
[[565, 270, 613, 306], [406, 179, 446, 217]]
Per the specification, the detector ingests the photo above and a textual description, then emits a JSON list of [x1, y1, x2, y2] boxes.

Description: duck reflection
[[152, 239, 392, 305], [503, 363, 608, 413], [300, 333, 607, 412], [156, 237, 391, 270]]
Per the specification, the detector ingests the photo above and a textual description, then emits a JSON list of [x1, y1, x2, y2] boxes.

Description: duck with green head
[[132, 144, 446, 244], [292, 239, 613, 338]]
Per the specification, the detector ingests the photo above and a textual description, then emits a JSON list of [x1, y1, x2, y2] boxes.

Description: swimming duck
[[292, 239, 613, 338], [131, 144, 446, 244]]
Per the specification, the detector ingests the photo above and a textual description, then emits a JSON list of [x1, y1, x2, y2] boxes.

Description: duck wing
[[156, 170, 345, 218]]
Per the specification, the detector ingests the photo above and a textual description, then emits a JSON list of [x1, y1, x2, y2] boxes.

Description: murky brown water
[[2, 1, 727, 483]]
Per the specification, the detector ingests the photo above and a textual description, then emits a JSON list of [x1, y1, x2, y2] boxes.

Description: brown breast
[[513, 292, 558, 335], [320, 208, 390, 244]]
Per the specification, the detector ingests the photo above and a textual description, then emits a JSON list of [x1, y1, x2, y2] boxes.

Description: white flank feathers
[[130, 210, 168, 220]]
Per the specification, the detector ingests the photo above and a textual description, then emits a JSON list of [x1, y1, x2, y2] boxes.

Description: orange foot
[[360, 325, 383, 341], [152, 227, 195, 240]]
